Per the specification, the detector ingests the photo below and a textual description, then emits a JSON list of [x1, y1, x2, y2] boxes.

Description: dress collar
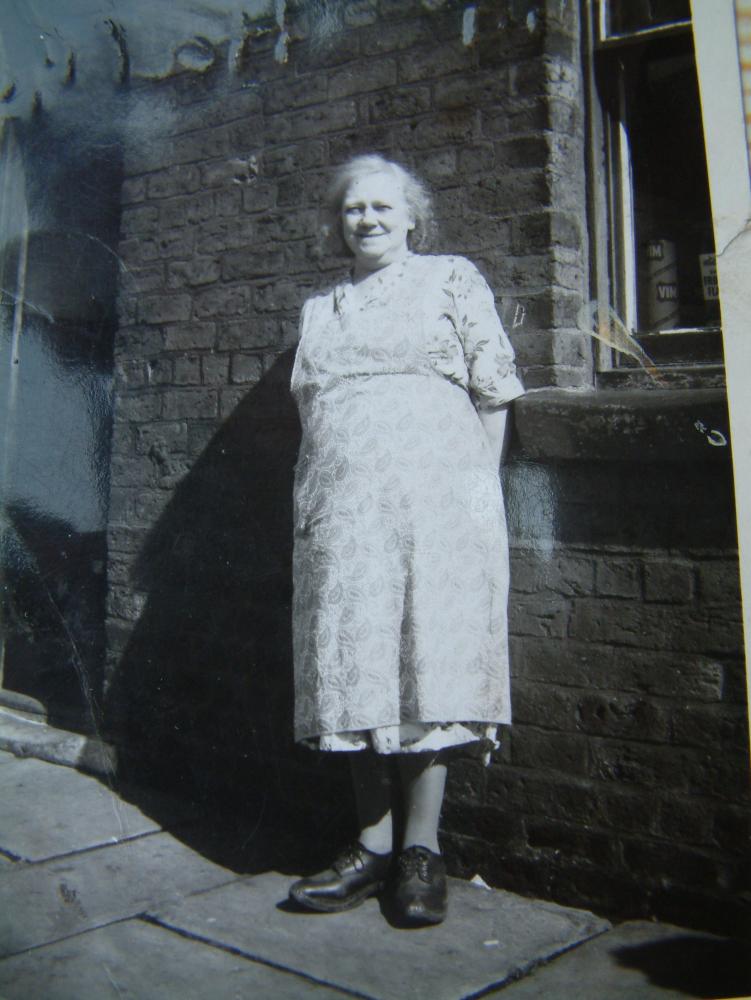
[[334, 253, 417, 314]]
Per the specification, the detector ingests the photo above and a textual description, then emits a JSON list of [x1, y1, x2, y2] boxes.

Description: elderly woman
[[288, 154, 524, 925]]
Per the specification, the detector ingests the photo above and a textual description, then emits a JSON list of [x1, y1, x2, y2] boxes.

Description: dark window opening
[[592, 3, 722, 381]]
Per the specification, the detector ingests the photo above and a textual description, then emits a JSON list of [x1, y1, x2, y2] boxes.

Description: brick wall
[[440, 397, 749, 935], [104, 0, 749, 930]]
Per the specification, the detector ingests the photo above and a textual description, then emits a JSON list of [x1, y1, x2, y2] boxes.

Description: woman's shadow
[[103, 350, 354, 876]]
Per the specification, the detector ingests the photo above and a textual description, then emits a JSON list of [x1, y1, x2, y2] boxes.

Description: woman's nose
[[360, 205, 376, 226]]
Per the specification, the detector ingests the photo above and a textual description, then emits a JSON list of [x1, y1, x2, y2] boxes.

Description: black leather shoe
[[392, 845, 447, 925], [289, 843, 392, 913]]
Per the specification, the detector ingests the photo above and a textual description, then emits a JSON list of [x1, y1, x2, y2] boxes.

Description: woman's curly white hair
[[322, 154, 435, 255]]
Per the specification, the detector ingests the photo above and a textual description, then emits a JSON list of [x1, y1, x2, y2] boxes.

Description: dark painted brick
[[368, 85, 432, 122], [193, 285, 252, 319], [575, 692, 670, 741], [526, 819, 615, 868], [511, 727, 589, 776], [134, 422, 188, 456], [595, 558, 642, 598], [329, 56, 397, 99], [120, 204, 159, 237], [160, 191, 215, 229], [218, 317, 285, 351], [509, 594, 569, 638], [398, 41, 473, 83], [162, 387, 219, 420], [123, 265, 165, 295], [222, 249, 285, 282], [215, 188, 243, 217], [220, 385, 250, 418], [657, 796, 714, 846], [329, 124, 394, 162], [671, 704, 749, 752], [138, 294, 192, 325], [195, 217, 256, 254], [202, 353, 231, 385], [133, 488, 171, 525], [115, 359, 146, 388], [712, 805, 751, 852], [231, 353, 264, 385], [494, 135, 549, 169], [201, 156, 260, 188], [434, 70, 511, 110], [360, 18, 429, 54], [167, 258, 221, 288], [254, 279, 314, 312], [697, 561, 741, 605], [115, 325, 165, 355], [147, 164, 201, 199], [187, 421, 218, 457], [622, 840, 721, 892], [145, 357, 173, 385], [643, 560, 694, 603], [235, 180, 277, 219], [264, 74, 329, 114], [173, 356, 202, 385], [343, 0, 378, 27], [163, 322, 217, 351], [262, 141, 327, 177], [114, 390, 162, 423], [266, 100, 357, 143], [393, 109, 478, 149]]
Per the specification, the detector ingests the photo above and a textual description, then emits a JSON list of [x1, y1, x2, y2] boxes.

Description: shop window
[[588, 0, 723, 384]]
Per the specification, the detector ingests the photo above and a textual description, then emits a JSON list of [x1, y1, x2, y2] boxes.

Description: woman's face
[[341, 171, 415, 272]]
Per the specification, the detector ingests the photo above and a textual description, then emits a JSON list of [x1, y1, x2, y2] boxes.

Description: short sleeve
[[446, 258, 525, 410]]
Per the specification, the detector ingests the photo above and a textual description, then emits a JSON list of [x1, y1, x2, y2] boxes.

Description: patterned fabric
[[290, 253, 525, 748]]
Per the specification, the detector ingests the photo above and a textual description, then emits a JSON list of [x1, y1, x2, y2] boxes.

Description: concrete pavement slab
[[0, 709, 114, 775], [149, 871, 610, 1000], [494, 920, 751, 1000], [0, 756, 160, 862], [0, 831, 237, 958], [0, 918, 352, 1000]]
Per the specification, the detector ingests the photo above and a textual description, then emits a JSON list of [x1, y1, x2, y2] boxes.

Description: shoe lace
[[398, 847, 432, 883], [332, 845, 364, 874]]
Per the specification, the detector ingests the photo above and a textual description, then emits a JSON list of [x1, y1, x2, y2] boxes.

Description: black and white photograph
[[0, 1, 750, 997]]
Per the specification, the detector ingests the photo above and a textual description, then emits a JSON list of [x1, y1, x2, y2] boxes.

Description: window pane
[[609, 0, 691, 35], [628, 36, 718, 332]]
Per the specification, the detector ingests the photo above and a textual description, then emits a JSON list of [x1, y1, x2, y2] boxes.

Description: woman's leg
[[392, 753, 448, 924], [351, 750, 394, 854], [288, 751, 393, 912], [397, 753, 447, 853]]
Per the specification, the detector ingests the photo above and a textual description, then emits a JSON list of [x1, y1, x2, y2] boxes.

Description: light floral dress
[[290, 254, 524, 754]]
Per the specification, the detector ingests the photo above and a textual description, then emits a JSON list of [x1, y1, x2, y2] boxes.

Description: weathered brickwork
[[104, 0, 748, 933], [445, 541, 748, 934]]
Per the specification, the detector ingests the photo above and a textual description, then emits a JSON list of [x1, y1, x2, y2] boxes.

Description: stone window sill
[[511, 388, 731, 465]]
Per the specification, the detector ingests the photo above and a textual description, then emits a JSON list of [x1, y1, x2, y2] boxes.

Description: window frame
[[585, 1, 724, 384]]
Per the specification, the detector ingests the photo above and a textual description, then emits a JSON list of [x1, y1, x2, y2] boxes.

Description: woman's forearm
[[478, 405, 510, 468]]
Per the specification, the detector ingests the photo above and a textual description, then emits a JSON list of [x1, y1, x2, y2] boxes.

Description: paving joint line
[[141, 913, 380, 1000], [461, 924, 615, 999]]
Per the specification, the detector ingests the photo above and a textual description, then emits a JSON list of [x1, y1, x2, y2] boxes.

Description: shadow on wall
[[102, 350, 354, 875]]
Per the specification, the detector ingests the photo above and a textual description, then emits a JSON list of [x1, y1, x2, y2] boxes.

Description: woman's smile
[[341, 172, 415, 273]]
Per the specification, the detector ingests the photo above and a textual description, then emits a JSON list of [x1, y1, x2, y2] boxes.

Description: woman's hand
[[478, 405, 511, 469]]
